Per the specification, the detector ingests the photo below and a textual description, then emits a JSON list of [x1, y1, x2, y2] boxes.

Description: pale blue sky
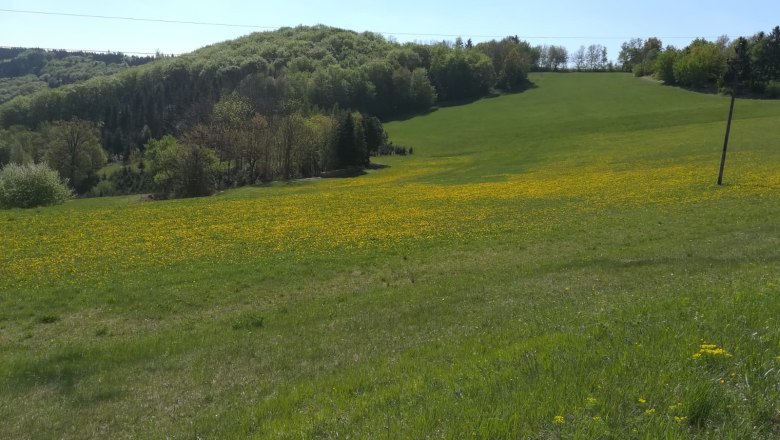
[[1, 0, 779, 62]]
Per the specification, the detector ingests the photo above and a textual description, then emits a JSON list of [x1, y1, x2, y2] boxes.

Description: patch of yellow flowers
[[692, 341, 732, 360], [1, 153, 778, 288]]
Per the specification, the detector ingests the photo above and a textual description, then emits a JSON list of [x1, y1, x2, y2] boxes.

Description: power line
[[0, 8, 276, 29], [0, 45, 169, 56], [0, 8, 722, 41]]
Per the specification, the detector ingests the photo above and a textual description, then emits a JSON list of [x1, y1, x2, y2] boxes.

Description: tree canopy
[[0, 26, 537, 160], [0, 48, 157, 104], [640, 27, 780, 94]]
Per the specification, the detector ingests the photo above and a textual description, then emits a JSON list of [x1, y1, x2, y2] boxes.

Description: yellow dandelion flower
[[674, 416, 687, 423], [645, 408, 656, 415], [638, 398, 646, 404], [693, 342, 732, 359], [553, 415, 565, 424]]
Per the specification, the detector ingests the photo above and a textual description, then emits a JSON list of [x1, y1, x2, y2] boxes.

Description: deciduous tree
[[45, 118, 106, 193]]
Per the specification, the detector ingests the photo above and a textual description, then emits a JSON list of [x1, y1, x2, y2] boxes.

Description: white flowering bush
[[0, 163, 72, 209]]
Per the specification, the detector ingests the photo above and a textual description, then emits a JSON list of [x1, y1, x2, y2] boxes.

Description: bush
[[0, 162, 72, 209]]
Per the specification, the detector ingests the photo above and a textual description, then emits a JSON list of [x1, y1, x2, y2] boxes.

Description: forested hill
[[0, 25, 536, 156], [0, 47, 157, 104]]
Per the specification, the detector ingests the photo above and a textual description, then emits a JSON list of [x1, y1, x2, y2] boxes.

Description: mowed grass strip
[[1, 73, 779, 438]]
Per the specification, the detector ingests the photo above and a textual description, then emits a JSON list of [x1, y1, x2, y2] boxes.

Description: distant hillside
[[0, 25, 537, 156], [0, 47, 157, 104]]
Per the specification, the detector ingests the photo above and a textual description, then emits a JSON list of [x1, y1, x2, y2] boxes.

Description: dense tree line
[[0, 101, 394, 199], [621, 27, 780, 94], [0, 48, 157, 104], [0, 26, 539, 200], [0, 26, 536, 157]]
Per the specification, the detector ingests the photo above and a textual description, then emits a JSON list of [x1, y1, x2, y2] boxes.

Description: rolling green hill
[[0, 47, 156, 104], [0, 26, 534, 157], [1, 73, 779, 438]]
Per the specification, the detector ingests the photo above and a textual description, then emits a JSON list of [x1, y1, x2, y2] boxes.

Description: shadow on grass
[[6, 347, 129, 405], [7, 348, 101, 392], [384, 81, 537, 122], [656, 80, 780, 100], [4, 337, 169, 395]]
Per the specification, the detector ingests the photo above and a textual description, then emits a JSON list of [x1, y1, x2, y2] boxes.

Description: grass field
[[1, 73, 779, 438]]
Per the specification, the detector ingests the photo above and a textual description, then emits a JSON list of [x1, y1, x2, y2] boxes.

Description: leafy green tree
[[387, 49, 422, 71], [746, 26, 780, 91], [275, 113, 306, 180], [45, 119, 106, 193], [618, 38, 643, 72], [177, 144, 220, 198], [654, 47, 682, 84], [673, 40, 726, 88], [765, 26, 780, 80], [299, 114, 335, 177], [210, 92, 254, 181], [145, 135, 219, 198], [362, 115, 388, 156], [243, 114, 273, 183], [430, 49, 495, 100], [334, 111, 367, 168], [550, 46, 569, 71], [351, 112, 368, 166], [476, 37, 534, 81], [721, 37, 752, 94], [0, 127, 47, 165], [144, 135, 180, 194], [409, 68, 437, 108], [499, 48, 528, 90]]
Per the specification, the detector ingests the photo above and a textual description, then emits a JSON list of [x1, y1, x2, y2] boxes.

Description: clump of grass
[[685, 381, 723, 428], [231, 313, 264, 330], [37, 315, 59, 324]]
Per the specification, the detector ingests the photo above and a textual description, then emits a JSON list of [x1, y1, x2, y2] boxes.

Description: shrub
[[0, 162, 72, 209]]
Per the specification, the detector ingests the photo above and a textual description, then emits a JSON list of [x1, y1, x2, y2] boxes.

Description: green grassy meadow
[[2, 73, 779, 438]]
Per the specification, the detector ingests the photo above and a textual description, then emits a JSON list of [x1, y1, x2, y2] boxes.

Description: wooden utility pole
[[717, 91, 736, 186], [718, 38, 748, 186]]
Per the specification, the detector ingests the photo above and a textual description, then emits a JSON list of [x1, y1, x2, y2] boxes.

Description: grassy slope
[[1, 73, 779, 438]]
